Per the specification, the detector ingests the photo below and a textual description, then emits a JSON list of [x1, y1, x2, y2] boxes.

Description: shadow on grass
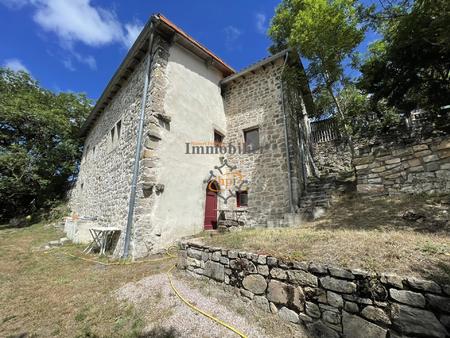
[[139, 326, 180, 338], [410, 257, 450, 284], [0, 222, 33, 231], [312, 193, 450, 235]]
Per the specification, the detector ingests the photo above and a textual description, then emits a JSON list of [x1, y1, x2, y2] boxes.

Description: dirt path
[[116, 272, 309, 338]]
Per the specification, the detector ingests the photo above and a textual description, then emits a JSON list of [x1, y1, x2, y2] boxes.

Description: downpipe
[[280, 51, 295, 213], [123, 22, 156, 258]]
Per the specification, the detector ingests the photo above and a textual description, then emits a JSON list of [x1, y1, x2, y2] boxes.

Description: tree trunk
[[326, 84, 355, 156]]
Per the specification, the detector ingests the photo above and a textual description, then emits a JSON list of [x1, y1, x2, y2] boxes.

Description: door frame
[[203, 180, 219, 230]]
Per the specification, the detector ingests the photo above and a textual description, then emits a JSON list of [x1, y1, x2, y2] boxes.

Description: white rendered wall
[[150, 43, 226, 250]]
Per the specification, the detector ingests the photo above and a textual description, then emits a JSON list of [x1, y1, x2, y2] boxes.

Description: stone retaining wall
[[354, 136, 450, 194], [313, 140, 353, 176], [179, 241, 450, 338]]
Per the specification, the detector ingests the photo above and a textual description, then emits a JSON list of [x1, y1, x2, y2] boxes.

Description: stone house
[[69, 14, 314, 258]]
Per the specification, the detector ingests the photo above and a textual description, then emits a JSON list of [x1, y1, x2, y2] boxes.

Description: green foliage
[[0, 68, 91, 220], [269, 0, 365, 87], [359, 0, 450, 125], [340, 85, 401, 136], [269, 0, 366, 145]]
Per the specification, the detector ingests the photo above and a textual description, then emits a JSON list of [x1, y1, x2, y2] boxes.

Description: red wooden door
[[204, 186, 217, 230]]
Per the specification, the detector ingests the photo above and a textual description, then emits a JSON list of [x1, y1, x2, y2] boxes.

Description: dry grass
[[0, 222, 173, 338], [202, 194, 450, 283]]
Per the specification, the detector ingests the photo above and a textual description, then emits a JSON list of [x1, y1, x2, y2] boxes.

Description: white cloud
[[3, 58, 30, 73], [1, 0, 143, 49], [0, 0, 144, 71], [62, 58, 75, 71], [73, 52, 97, 70], [224, 25, 242, 50], [32, 0, 124, 48], [255, 13, 267, 34], [122, 22, 144, 48], [62, 51, 96, 71]]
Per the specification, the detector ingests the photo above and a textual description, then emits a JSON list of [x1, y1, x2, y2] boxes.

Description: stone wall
[[69, 35, 172, 257], [69, 45, 150, 243], [354, 136, 450, 194], [179, 241, 450, 338], [313, 140, 353, 176], [222, 57, 303, 226]]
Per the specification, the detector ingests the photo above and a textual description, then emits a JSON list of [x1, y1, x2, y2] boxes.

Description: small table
[[83, 226, 121, 256]]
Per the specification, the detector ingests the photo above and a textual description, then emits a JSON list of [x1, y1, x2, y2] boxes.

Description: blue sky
[[0, 0, 378, 101]]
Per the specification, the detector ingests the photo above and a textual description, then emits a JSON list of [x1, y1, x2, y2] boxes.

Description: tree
[[269, 0, 366, 141], [0, 68, 91, 220], [359, 0, 450, 129]]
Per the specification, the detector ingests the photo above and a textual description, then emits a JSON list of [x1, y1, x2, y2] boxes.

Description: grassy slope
[[0, 222, 173, 338], [202, 194, 450, 283]]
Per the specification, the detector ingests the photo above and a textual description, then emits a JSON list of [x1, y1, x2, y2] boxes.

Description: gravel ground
[[116, 271, 309, 338]]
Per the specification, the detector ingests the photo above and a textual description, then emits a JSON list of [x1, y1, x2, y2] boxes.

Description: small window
[[110, 120, 122, 150], [116, 120, 122, 140], [85, 145, 90, 159], [110, 126, 115, 144], [236, 190, 248, 207], [92, 146, 96, 156], [244, 128, 259, 152], [214, 130, 224, 146]]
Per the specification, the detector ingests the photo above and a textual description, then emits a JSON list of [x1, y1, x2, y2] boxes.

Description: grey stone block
[[278, 307, 299, 323], [361, 306, 391, 325], [391, 304, 447, 338], [187, 248, 203, 260], [327, 291, 343, 308], [323, 310, 340, 325], [309, 262, 328, 274], [242, 274, 267, 295], [342, 311, 387, 338], [320, 276, 357, 294], [390, 288, 426, 307], [270, 267, 287, 280], [204, 261, 224, 282], [328, 267, 354, 280], [426, 293, 450, 313], [266, 280, 305, 311], [344, 301, 359, 313], [406, 277, 441, 294], [288, 270, 318, 287], [305, 301, 321, 319], [257, 264, 269, 276], [240, 288, 254, 300], [307, 320, 340, 338]]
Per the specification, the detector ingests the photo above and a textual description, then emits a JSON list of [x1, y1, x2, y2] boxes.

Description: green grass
[[0, 221, 174, 338], [202, 194, 450, 283]]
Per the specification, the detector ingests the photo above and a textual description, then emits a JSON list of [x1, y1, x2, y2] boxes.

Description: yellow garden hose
[[58, 248, 248, 337], [166, 264, 248, 338]]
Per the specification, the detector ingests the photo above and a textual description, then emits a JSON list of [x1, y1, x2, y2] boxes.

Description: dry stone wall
[[179, 241, 450, 338], [354, 136, 450, 194]]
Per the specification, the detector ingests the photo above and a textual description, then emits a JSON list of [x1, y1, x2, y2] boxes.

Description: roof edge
[[220, 49, 291, 85], [80, 13, 235, 137]]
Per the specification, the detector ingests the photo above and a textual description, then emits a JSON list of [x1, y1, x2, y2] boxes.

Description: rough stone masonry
[[68, 14, 311, 258], [354, 136, 450, 195], [180, 241, 450, 338]]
